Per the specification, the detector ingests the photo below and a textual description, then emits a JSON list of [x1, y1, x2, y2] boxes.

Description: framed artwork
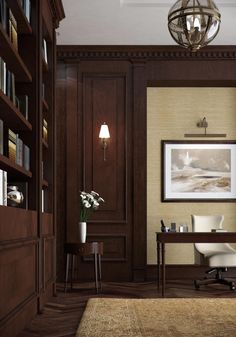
[[162, 140, 236, 202]]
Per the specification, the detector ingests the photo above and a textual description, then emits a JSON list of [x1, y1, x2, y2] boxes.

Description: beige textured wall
[[147, 87, 236, 265]]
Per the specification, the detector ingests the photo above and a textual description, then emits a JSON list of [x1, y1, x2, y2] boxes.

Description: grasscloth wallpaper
[[147, 87, 236, 265]]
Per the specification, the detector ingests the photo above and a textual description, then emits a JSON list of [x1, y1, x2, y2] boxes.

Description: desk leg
[[98, 254, 102, 291], [70, 254, 75, 290], [161, 243, 166, 297], [94, 253, 98, 294], [64, 253, 70, 292], [157, 241, 161, 291]]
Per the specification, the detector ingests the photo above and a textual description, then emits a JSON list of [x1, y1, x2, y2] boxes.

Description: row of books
[[0, 1, 18, 50], [42, 118, 48, 143], [0, 56, 15, 104], [8, 128, 30, 170], [0, 57, 29, 119]]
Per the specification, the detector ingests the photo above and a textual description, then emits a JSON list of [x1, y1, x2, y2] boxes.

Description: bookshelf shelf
[[0, 90, 32, 130], [0, 1, 64, 335], [0, 153, 32, 178], [0, 24, 32, 82], [6, 0, 32, 34]]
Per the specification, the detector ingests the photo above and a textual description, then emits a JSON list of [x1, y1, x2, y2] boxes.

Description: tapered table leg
[[98, 253, 102, 291], [94, 252, 98, 294], [157, 241, 161, 290], [161, 243, 166, 297], [64, 253, 70, 292]]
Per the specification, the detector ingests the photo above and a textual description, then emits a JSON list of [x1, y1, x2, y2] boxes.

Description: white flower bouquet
[[80, 190, 104, 222]]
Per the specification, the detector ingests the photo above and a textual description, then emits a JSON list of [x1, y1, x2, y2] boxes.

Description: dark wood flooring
[[17, 280, 236, 337]]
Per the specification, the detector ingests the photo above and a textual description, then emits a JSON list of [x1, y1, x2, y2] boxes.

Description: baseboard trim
[[146, 264, 236, 281]]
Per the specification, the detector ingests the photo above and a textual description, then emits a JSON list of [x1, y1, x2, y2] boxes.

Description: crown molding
[[50, 0, 65, 28], [120, 0, 236, 7], [57, 46, 236, 61]]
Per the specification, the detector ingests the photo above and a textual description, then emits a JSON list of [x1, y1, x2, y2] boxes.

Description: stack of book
[[8, 129, 17, 162], [0, 1, 18, 50], [43, 118, 48, 143], [0, 169, 7, 206], [8, 128, 30, 170], [19, 0, 31, 23], [0, 57, 17, 106]]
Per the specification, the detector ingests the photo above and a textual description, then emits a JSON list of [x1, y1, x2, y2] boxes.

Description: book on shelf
[[16, 134, 23, 166], [42, 189, 44, 212], [8, 128, 17, 162], [9, 9, 17, 50], [7, 181, 28, 209], [23, 144, 30, 171], [0, 57, 6, 94], [15, 95, 29, 120], [6, 68, 15, 104], [42, 38, 48, 64], [19, 0, 31, 23], [0, 0, 8, 32], [42, 118, 48, 143], [0, 169, 7, 206], [0, 119, 3, 155]]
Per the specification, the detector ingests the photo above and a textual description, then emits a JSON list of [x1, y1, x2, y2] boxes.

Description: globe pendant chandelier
[[168, 0, 221, 52]]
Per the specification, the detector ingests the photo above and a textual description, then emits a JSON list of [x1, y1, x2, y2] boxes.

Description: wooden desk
[[156, 232, 236, 297], [64, 242, 103, 293]]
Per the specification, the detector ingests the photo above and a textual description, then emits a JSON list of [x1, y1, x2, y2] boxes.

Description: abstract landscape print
[[162, 141, 236, 201]]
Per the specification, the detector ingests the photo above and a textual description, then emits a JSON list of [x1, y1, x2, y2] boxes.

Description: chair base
[[194, 268, 236, 291]]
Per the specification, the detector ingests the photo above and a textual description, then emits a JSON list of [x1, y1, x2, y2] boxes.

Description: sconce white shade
[[99, 123, 110, 139]]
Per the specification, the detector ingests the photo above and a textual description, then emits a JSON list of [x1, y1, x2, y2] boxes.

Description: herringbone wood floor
[[17, 280, 236, 337]]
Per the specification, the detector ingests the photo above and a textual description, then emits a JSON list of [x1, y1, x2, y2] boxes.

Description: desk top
[[156, 232, 236, 243]]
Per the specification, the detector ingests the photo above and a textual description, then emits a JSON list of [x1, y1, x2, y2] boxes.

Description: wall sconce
[[99, 122, 110, 161], [184, 117, 226, 138]]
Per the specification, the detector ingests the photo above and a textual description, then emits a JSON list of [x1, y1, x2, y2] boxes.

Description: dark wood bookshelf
[[0, 90, 32, 130], [0, 24, 32, 82], [42, 179, 49, 189], [42, 57, 49, 72], [42, 98, 49, 111], [0, 153, 32, 178], [0, 1, 65, 337], [42, 138, 48, 149], [6, 0, 32, 34]]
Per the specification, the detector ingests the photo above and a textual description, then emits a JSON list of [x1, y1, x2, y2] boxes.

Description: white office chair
[[191, 215, 236, 291]]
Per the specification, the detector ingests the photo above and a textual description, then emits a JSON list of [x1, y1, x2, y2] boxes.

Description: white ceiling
[[57, 0, 236, 45]]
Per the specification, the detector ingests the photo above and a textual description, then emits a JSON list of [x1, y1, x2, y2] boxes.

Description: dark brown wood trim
[[57, 45, 236, 61], [146, 264, 236, 281], [48, 0, 65, 28]]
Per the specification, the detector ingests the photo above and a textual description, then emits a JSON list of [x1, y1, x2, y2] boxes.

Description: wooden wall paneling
[[57, 46, 236, 283], [0, 242, 37, 323], [66, 63, 79, 242], [132, 60, 147, 281], [83, 74, 126, 221], [55, 62, 67, 281]]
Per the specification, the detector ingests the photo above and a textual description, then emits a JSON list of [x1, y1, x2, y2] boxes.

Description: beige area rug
[[76, 298, 236, 337]]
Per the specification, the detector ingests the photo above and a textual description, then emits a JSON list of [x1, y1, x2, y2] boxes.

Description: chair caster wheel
[[230, 284, 235, 291]]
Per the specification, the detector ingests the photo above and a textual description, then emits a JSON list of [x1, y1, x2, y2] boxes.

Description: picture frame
[[162, 140, 236, 202]]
